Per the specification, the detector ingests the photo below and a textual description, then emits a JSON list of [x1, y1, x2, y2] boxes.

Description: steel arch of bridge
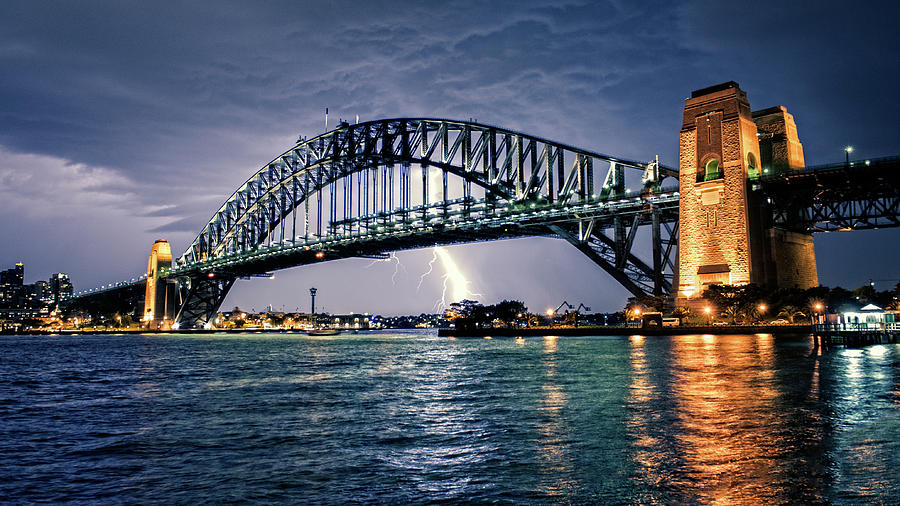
[[171, 118, 679, 327], [180, 118, 676, 266]]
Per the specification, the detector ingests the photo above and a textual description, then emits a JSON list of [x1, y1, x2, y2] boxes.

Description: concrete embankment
[[438, 324, 812, 337]]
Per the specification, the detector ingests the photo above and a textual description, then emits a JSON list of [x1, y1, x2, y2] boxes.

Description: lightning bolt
[[366, 253, 407, 286], [389, 253, 406, 285], [418, 246, 481, 311], [434, 272, 453, 312], [417, 250, 438, 292]]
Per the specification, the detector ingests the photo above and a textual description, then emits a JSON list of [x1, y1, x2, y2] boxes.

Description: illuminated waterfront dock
[[813, 323, 900, 348]]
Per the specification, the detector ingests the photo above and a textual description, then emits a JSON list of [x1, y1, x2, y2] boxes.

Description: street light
[[704, 306, 712, 325], [845, 146, 854, 163]]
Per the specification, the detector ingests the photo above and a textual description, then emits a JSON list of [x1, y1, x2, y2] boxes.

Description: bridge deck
[[755, 156, 900, 232], [170, 191, 679, 278]]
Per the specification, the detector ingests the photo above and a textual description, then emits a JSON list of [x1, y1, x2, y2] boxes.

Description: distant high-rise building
[[30, 280, 51, 306], [0, 263, 25, 308], [50, 273, 73, 307], [1, 263, 24, 286]]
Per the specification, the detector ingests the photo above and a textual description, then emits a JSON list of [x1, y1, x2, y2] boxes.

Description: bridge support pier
[[173, 275, 235, 329], [143, 240, 176, 329], [675, 81, 818, 310]]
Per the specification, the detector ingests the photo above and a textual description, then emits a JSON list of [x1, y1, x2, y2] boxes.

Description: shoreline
[[0, 328, 346, 336], [438, 324, 813, 337], [2, 324, 813, 337]]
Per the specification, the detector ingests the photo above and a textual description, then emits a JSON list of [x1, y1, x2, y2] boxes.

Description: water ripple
[[0, 332, 898, 502]]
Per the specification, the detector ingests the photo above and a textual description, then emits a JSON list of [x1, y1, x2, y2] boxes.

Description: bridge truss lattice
[[170, 118, 679, 327]]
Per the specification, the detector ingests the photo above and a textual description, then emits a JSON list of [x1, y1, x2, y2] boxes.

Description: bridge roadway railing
[[64, 277, 146, 302], [165, 188, 680, 280], [751, 155, 900, 181]]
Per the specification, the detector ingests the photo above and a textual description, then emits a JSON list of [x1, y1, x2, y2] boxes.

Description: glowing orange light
[[704, 307, 711, 314], [315, 251, 325, 259]]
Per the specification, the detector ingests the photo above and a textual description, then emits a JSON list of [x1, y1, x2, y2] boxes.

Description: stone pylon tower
[[143, 239, 175, 328], [675, 82, 817, 308]]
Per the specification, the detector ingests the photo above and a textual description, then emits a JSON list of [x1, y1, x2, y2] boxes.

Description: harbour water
[[1, 331, 898, 503]]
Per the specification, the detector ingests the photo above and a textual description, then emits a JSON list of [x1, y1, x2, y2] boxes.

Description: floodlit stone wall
[[677, 84, 756, 301], [675, 82, 817, 309], [770, 228, 818, 288], [753, 106, 806, 173]]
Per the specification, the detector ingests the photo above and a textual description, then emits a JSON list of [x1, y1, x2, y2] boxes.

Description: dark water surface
[[1, 332, 898, 503]]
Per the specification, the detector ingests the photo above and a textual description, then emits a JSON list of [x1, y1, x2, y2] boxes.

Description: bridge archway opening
[[215, 236, 638, 317]]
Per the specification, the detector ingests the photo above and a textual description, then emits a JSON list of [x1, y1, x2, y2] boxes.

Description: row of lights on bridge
[[78, 249, 332, 294], [75, 273, 150, 296]]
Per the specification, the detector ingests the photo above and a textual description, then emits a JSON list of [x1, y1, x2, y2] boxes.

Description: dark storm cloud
[[1, 0, 899, 311], [674, 0, 900, 161], [0, 0, 699, 230]]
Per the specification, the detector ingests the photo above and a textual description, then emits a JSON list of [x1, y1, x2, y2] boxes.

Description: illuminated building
[[0, 263, 25, 308], [31, 280, 51, 304], [50, 273, 73, 308], [676, 82, 817, 308], [2, 264, 69, 310]]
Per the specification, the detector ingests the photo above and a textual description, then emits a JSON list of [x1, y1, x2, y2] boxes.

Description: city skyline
[[2, 1, 900, 314]]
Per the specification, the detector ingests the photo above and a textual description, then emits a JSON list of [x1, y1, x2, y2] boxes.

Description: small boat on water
[[307, 328, 341, 336]]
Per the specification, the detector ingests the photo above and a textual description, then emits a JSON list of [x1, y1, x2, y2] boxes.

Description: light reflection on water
[[0, 331, 898, 503], [669, 335, 785, 503], [536, 336, 577, 497]]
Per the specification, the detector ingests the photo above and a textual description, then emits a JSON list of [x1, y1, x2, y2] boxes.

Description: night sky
[[1, 0, 899, 315]]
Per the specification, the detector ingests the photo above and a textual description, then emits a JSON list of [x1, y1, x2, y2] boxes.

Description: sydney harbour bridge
[[65, 83, 900, 328]]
